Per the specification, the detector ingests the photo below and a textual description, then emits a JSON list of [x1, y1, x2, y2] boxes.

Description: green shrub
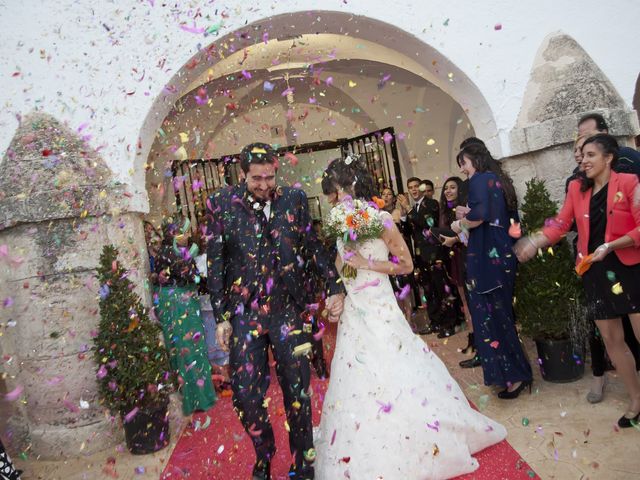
[[515, 179, 583, 340]]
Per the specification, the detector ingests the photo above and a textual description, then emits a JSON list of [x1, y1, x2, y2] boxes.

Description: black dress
[[583, 184, 640, 321]]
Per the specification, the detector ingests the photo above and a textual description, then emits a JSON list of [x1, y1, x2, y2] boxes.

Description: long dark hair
[[439, 176, 466, 227], [321, 155, 379, 201], [579, 133, 619, 192], [456, 144, 518, 211]]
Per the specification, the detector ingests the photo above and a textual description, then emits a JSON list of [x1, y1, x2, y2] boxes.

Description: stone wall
[[0, 113, 150, 458]]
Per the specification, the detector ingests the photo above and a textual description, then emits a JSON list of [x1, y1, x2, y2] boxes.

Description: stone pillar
[[0, 113, 150, 458], [504, 33, 639, 204]]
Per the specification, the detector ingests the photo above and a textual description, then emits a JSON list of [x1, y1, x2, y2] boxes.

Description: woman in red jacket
[[515, 133, 640, 428]]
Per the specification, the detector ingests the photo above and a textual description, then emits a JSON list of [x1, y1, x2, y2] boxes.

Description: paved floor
[[10, 324, 640, 479]]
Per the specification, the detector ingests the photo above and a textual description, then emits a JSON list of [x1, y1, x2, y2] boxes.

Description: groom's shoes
[[437, 327, 455, 338], [312, 356, 329, 379], [417, 324, 439, 335], [252, 459, 271, 480]]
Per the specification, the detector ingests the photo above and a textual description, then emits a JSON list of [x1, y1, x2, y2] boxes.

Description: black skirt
[[583, 183, 640, 321], [582, 253, 640, 321]]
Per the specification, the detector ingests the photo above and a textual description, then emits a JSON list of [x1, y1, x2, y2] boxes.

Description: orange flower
[[361, 210, 369, 220], [372, 196, 386, 209], [346, 214, 356, 228]]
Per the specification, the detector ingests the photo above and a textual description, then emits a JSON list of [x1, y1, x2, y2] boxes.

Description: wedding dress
[[315, 227, 507, 479]]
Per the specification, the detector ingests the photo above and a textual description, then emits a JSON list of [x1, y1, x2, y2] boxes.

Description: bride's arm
[[344, 221, 413, 276]]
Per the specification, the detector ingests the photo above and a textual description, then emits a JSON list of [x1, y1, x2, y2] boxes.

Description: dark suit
[[403, 197, 459, 330], [206, 183, 343, 477]]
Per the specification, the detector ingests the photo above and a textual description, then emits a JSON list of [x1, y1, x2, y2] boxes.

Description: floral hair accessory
[[344, 153, 359, 165]]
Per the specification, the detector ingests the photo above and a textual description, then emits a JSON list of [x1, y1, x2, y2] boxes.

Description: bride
[[314, 157, 507, 480]]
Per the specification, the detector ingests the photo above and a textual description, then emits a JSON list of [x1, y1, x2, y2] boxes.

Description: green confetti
[[205, 22, 223, 35], [521, 417, 530, 426], [478, 394, 489, 411]]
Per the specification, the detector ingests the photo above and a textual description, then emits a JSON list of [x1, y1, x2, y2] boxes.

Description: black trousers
[[590, 314, 640, 376], [229, 305, 314, 477], [416, 254, 460, 330]]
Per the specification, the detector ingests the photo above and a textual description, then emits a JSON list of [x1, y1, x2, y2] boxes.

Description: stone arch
[[135, 10, 498, 210]]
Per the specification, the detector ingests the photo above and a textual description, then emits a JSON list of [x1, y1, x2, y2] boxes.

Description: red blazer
[[543, 171, 640, 266]]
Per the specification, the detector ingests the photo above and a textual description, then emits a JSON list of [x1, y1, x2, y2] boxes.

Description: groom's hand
[[326, 293, 345, 323], [216, 320, 233, 352]]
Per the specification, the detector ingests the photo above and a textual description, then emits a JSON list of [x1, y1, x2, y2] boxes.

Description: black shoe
[[252, 460, 271, 480], [418, 324, 439, 335], [289, 463, 314, 480], [497, 381, 532, 400], [459, 355, 481, 368], [437, 327, 455, 339], [312, 357, 329, 379], [461, 332, 475, 354], [617, 411, 640, 428]]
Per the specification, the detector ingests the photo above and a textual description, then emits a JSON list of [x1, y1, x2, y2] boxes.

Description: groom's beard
[[249, 187, 275, 201]]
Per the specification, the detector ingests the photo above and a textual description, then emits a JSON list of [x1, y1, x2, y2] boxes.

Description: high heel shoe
[[586, 375, 607, 404], [617, 411, 640, 428], [461, 332, 475, 354], [497, 380, 532, 400]]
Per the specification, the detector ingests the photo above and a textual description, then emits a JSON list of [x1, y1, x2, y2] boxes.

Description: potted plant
[[93, 245, 173, 454], [514, 178, 585, 383]]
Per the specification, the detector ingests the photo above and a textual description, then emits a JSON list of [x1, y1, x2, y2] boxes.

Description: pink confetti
[[353, 279, 381, 292], [490, 340, 500, 349], [494, 23, 502, 30], [96, 364, 108, 379], [313, 326, 325, 341], [180, 23, 205, 34], [46, 375, 65, 386], [377, 400, 392, 414], [4, 385, 24, 401], [426, 420, 440, 432], [284, 152, 299, 166], [396, 284, 411, 300], [0, 244, 8, 257], [124, 407, 139, 423], [63, 398, 80, 412], [330, 429, 337, 445]]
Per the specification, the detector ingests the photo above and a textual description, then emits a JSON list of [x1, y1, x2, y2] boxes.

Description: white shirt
[[264, 200, 271, 220]]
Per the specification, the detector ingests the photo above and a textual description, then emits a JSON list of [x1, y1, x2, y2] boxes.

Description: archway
[[136, 11, 496, 221]]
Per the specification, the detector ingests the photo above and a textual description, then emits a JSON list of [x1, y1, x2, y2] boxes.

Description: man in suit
[[206, 143, 345, 480], [399, 177, 446, 334]]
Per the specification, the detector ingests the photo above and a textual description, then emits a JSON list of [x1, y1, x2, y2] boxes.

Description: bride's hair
[[321, 155, 379, 200]]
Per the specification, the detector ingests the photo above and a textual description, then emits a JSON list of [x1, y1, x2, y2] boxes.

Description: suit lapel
[[234, 183, 261, 261]]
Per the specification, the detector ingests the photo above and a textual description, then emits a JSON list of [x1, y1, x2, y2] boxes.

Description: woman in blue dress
[[452, 143, 533, 399]]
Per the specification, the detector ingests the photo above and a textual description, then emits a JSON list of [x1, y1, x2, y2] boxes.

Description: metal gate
[[171, 127, 403, 231], [340, 127, 403, 195]]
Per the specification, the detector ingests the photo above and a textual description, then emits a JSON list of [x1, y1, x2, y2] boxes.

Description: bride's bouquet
[[324, 196, 386, 279]]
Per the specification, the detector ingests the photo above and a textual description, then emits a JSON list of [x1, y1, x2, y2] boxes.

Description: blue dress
[[466, 171, 532, 387]]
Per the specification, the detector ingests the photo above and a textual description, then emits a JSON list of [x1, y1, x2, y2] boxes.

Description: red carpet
[[162, 324, 539, 480]]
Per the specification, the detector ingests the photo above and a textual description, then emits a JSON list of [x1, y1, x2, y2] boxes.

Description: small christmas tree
[[93, 245, 172, 414], [515, 178, 583, 339]]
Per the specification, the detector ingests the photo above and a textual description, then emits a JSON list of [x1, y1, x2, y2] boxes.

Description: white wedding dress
[[315, 228, 507, 479]]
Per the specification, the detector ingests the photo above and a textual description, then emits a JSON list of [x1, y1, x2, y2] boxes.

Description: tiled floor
[[11, 326, 640, 479]]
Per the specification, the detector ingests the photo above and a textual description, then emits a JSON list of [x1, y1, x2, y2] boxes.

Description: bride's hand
[[344, 248, 369, 270]]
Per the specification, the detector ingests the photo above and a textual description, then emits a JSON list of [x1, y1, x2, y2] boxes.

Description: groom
[[206, 143, 345, 480]]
